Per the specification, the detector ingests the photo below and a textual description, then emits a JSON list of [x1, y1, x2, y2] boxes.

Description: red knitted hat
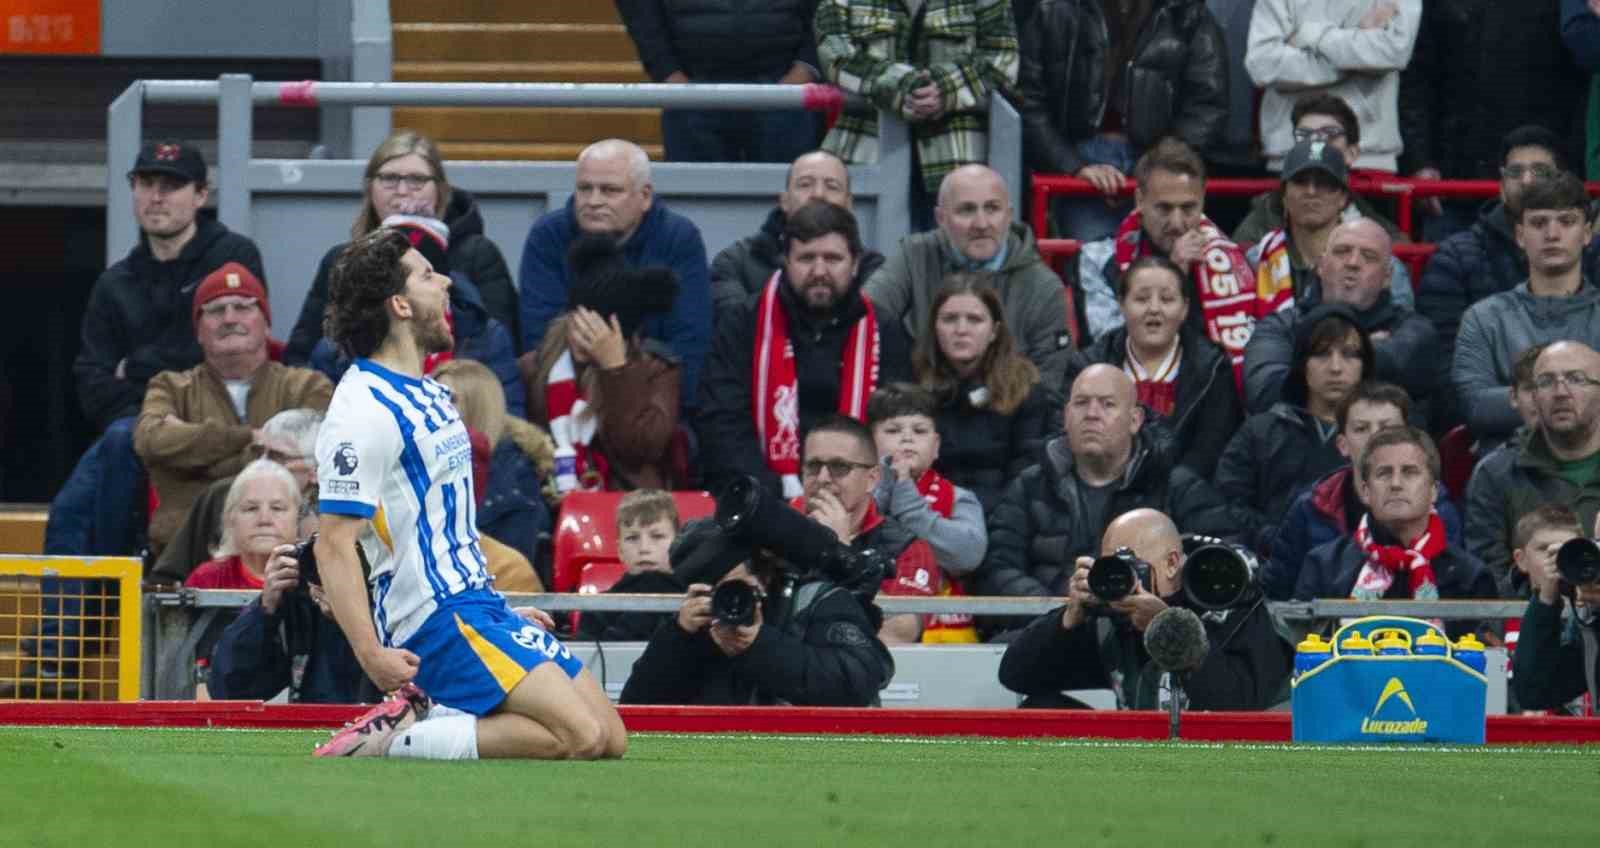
[[193, 262, 270, 327]]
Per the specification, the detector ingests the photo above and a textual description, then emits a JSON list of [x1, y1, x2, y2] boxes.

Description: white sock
[[386, 714, 479, 760], [428, 703, 471, 719]]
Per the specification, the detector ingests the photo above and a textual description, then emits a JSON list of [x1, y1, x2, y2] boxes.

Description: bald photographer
[[998, 509, 1293, 711]]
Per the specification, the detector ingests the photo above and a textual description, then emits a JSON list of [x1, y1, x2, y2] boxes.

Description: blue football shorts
[[402, 590, 585, 716]]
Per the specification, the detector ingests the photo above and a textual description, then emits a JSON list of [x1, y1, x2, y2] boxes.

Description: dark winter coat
[[208, 596, 380, 705], [998, 594, 1292, 711], [710, 207, 887, 315], [975, 431, 1261, 598], [1399, 0, 1587, 178], [1465, 429, 1600, 599], [577, 570, 685, 642], [74, 217, 264, 431], [1018, 0, 1228, 176], [1064, 324, 1240, 478], [694, 272, 913, 497], [285, 189, 518, 365], [931, 381, 1060, 514], [1511, 594, 1599, 712], [1265, 466, 1464, 601], [1293, 532, 1497, 637], [615, 0, 821, 82], [618, 578, 892, 706]]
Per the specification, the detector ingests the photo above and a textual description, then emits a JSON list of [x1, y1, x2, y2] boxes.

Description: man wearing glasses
[[1467, 341, 1600, 597], [1420, 127, 1600, 384], [1454, 171, 1600, 443], [1244, 0, 1420, 175]]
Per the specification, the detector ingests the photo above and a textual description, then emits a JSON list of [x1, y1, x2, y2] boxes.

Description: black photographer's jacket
[[208, 595, 380, 704], [997, 597, 1292, 711], [1510, 595, 1599, 712], [619, 580, 893, 706]]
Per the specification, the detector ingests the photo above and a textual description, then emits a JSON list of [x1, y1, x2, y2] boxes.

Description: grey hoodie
[[1453, 279, 1600, 440], [864, 222, 1071, 386]]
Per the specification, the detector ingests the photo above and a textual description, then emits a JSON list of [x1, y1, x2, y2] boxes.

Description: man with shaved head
[[518, 138, 712, 403], [1243, 217, 1440, 420], [866, 163, 1071, 384], [1467, 340, 1600, 596], [974, 365, 1259, 604], [998, 506, 1293, 711]]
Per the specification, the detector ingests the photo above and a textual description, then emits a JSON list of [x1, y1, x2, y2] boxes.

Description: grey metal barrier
[[107, 77, 1024, 329], [142, 590, 1532, 701]]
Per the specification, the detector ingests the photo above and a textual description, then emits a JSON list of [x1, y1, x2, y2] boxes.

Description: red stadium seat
[[550, 490, 716, 592], [1438, 425, 1474, 503]]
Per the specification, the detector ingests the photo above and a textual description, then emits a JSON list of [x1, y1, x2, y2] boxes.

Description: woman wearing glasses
[[284, 130, 521, 369], [913, 273, 1059, 514]]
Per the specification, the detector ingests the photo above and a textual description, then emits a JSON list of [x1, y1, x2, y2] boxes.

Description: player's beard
[[411, 298, 454, 355]]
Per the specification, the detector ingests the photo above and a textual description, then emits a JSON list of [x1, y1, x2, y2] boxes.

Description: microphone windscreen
[[1144, 607, 1210, 673]]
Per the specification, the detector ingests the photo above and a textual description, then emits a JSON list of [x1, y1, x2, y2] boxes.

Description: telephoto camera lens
[[1556, 537, 1600, 586], [1086, 549, 1146, 603], [710, 581, 759, 627], [1182, 542, 1261, 610]]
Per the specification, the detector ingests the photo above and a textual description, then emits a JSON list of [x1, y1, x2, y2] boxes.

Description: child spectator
[[577, 490, 685, 641], [867, 383, 986, 643], [1507, 504, 1584, 658]]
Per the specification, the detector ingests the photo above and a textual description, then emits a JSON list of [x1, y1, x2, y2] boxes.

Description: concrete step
[[435, 141, 664, 162], [393, 106, 661, 145], [393, 60, 648, 84], [391, 0, 622, 25], [393, 23, 640, 65]]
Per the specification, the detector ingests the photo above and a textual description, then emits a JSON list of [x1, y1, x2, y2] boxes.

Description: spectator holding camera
[[618, 515, 894, 707], [184, 459, 306, 591], [1510, 503, 1600, 712], [998, 508, 1292, 711]]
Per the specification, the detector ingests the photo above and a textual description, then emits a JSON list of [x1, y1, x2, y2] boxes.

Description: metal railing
[[1030, 173, 1600, 244], [106, 76, 1024, 281], [141, 589, 1532, 699]]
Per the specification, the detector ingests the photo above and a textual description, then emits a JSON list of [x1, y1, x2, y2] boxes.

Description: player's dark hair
[[325, 227, 412, 359]]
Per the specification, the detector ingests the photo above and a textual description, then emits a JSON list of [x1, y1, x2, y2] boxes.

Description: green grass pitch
[[2, 727, 1594, 847]]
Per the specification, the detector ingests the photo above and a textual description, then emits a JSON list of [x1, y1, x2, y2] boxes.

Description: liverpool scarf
[[753, 271, 880, 492], [1112, 211, 1286, 391], [1352, 511, 1445, 601], [915, 469, 978, 643], [545, 348, 609, 490]]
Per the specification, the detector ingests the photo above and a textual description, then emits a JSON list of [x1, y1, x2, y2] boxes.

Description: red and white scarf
[[753, 271, 880, 494], [1352, 511, 1445, 601], [1123, 338, 1182, 417], [1112, 211, 1286, 392], [1254, 228, 1297, 309], [915, 469, 979, 642], [545, 348, 609, 490]]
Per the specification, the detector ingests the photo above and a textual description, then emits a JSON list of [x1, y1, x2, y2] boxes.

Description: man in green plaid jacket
[[816, 0, 1019, 213]]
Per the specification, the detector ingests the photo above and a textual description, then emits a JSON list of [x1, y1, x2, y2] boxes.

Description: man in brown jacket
[[134, 262, 332, 554]]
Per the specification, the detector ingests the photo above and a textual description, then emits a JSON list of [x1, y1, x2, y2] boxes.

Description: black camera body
[[293, 533, 321, 592], [711, 475, 895, 600], [1181, 536, 1262, 611], [1087, 547, 1150, 603], [710, 580, 765, 627], [1556, 537, 1600, 587]]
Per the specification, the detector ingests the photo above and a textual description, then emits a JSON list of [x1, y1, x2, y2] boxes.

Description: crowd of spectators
[[26, 1, 1600, 712]]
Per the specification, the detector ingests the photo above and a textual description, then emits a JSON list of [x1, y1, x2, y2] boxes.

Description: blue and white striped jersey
[[316, 358, 491, 646]]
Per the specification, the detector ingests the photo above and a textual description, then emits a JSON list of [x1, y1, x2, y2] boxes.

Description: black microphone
[[1144, 607, 1209, 739]]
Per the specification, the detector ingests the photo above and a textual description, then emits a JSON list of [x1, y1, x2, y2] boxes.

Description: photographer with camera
[[998, 508, 1292, 711], [1510, 505, 1600, 712]]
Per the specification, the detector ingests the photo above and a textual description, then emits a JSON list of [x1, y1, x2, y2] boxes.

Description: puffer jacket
[[931, 380, 1060, 514], [1453, 278, 1600, 442], [285, 189, 517, 364], [1063, 324, 1239, 479], [1294, 533, 1497, 638], [1018, 0, 1228, 176], [1418, 202, 1600, 364], [74, 217, 265, 431], [974, 429, 1259, 597]]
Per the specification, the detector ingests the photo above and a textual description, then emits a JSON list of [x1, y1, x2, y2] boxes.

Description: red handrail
[[1030, 174, 1600, 242]]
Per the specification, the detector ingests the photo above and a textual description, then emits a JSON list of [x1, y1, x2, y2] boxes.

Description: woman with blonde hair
[[284, 130, 523, 410], [432, 358, 552, 591], [914, 272, 1059, 512]]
